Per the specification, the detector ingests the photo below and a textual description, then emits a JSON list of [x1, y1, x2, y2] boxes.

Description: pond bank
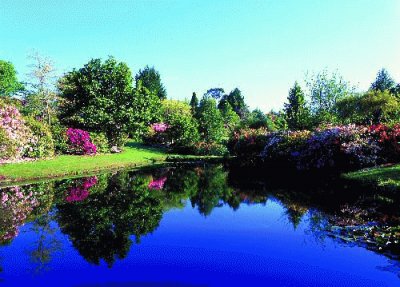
[[343, 164, 400, 191]]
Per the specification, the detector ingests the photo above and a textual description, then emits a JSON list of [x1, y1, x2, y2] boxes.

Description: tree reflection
[[55, 172, 163, 267]]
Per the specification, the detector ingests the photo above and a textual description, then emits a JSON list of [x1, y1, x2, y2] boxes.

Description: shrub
[[230, 128, 268, 160], [66, 128, 97, 155], [0, 128, 16, 159], [50, 123, 69, 154], [90, 132, 110, 154], [0, 102, 33, 161], [24, 117, 54, 158], [191, 142, 229, 156]]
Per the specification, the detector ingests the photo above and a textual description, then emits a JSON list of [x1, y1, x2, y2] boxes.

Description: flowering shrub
[[0, 103, 33, 162], [90, 132, 110, 153], [229, 128, 268, 160], [24, 117, 55, 158], [257, 124, 389, 171], [65, 176, 98, 203], [369, 124, 400, 161], [151, 122, 169, 133], [148, 176, 167, 190], [66, 128, 97, 155], [0, 186, 39, 243], [191, 141, 229, 156]]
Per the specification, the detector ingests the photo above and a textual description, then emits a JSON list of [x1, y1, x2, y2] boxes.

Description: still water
[[0, 164, 399, 286]]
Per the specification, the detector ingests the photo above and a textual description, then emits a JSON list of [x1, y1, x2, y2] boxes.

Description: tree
[[58, 57, 155, 147], [244, 109, 274, 129], [218, 88, 248, 119], [335, 90, 400, 124], [135, 66, 167, 100], [220, 103, 240, 132], [0, 60, 24, 97], [306, 70, 353, 123], [189, 92, 199, 114], [160, 99, 199, 147], [197, 96, 227, 143], [24, 52, 58, 125], [370, 68, 395, 92], [284, 82, 311, 130], [204, 88, 225, 100]]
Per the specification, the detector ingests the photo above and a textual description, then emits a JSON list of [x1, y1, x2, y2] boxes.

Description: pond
[[0, 164, 400, 286]]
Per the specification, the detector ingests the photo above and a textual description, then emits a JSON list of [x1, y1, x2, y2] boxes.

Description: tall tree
[[24, 52, 58, 125], [135, 66, 167, 100], [0, 60, 24, 97], [189, 92, 199, 114], [197, 96, 227, 143], [306, 70, 353, 123], [218, 88, 248, 119], [370, 68, 395, 92], [284, 82, 311, 130]]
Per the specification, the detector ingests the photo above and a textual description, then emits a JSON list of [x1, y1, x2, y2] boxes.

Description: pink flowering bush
[[148, 176, 167, 190], [0, 104, 33, 162], [66, 128, 97, 155], [151, 123, 169, 133], [229, 128, 268, 161], [65, 176, 98, 203], [0, 186, 39, 243]]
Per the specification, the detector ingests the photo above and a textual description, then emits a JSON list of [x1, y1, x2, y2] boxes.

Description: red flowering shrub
[[66, 128, 97, 155], [369, 124, 400, 161], [148, 177, 167, 190]]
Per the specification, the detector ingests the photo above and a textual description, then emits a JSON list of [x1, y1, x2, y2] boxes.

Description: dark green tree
[[244, 109, 274, 129], [189, 92, 199, 114], [0, 60, 24, 97], [218, 88, 248, 119], [135, 66, 167, 100], [370, 68, 395, 92], [58, 57, 158, 147], [284, 82, 311, 130]]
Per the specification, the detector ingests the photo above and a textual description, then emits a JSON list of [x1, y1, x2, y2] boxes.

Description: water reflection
[[1, 164, 400, 270]]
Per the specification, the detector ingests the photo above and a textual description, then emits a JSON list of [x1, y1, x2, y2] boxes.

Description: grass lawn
[[343, 164, 400, 190], [0, 141, 169, 185]]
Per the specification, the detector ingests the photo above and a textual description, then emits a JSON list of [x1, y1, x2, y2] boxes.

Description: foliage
[[24, 117, 55, 158], [243, 109, 274, 130], [370, 68, 396, 92], [197, 97, 227, 143], [190, 141, 228, 156], [159, 99, 199, 147], [306, 70, 353, 124], [218, 88, 248, 119], [135, 66, 167, 100], [189, 92, 199, 114], [220, 103, 240, 133], [266, 111, 287, 131], [284, 82, 312, 130], [335, 90, 400, 124], [58, 57, 147, 147], [204, 88, 225, 100], [50, 123, 68, 154], [230, 128, 268, 165], [129, 80, 161, 140], [0, 60, 24, 97], [65, 128, 97, 155], [90, 132, 109, 154]]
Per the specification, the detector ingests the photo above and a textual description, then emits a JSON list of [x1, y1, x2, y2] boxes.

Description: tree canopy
[[135, 66, 167, 100], [0, 60, 24, 97]]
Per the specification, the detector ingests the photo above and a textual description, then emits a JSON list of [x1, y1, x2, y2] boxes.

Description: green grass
[[343, 164, 400, 190], [0, 141, 168, 184]]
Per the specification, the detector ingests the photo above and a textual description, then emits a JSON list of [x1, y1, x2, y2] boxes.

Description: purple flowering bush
[[66, 128, 97, 155], [258, 124, 388, 171]]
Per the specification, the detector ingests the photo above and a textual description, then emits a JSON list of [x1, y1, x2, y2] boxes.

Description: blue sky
[[1, 0, 399, 111]]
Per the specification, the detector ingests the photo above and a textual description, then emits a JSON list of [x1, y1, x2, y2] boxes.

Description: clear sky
[[1, 0, 399, 111]]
